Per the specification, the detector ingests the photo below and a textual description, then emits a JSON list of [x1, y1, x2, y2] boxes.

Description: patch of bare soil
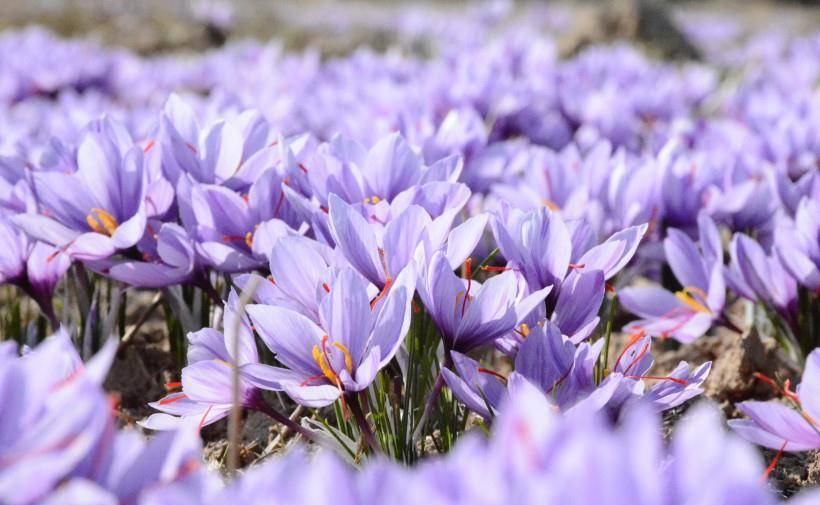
[[763, 450, 820, 499], [103, 330, 177, 426], [652, 326, 800, 416]]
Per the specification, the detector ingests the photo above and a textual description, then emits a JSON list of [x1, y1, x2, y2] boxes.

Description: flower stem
[[412, 350, 453, 444], [254, 394, 318, 444], [597, 292, 617, 384], [347, 392, 381, 454]]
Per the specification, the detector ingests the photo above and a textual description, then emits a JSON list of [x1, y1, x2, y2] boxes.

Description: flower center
[[674, 286, 711, 314], [86, 208, 118, 236], [311, 335, 354, 387]]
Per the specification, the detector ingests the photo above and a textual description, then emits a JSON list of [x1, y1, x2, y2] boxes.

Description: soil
[[652, 326, 800, 416]]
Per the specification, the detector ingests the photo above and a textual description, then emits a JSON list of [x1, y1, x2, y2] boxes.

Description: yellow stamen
[[85, 208, 119, 236], [541, 199, 560, 211], [311, 340, 355, 385], [519, 323, 530, 338], [674, 286, 711, 314], [332, 342, 354, 375], [454, 291, 465, 316]]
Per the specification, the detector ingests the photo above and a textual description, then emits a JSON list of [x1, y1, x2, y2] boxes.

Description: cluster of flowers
[[0, 7, 817, 503], [4, 332, 820, 504]]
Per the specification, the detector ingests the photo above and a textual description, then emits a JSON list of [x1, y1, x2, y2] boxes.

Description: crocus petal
[[735, 400, 820, 451], [281, 382, 341, 408], [328, 194, 384, 286], [445, 214, 489, 270], [246, 305, 324, 376], [798, 350, 820, 422], [578, 223, 647, 280], [551, 270, 604, 342], [664, 228, 708, 291]]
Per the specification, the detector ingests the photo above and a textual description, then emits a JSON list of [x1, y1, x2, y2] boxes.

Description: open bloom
[[443, 321, 709, 421], [417, 250, 551, 353], [729, 348, 820, 452], [0, 331, 117, 504], [159, 94, 276, 189], [178, 167, 303, 273], [329, 193, 486, 289], [620, 214, 726, 342], [491, 205, 647, 293], [0, 218, 70, 325], [246, 266, 415, 407], [93, 221, 198, 288], [726, 232, 797, 322], [774, 197, 819, 290], [141, 291, 272, 430], [442, 321, 602, 419], [12, 128, 147, 261], [235, 234, 345, 321]]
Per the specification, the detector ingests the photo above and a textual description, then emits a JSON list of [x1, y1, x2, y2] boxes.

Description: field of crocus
[[0, 2, 818, 503]]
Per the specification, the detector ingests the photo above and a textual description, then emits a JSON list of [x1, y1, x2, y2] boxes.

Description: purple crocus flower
[[620, 214, 726, 342], [729, 348, 820, 452], [235, 234, 348, 325], [286, 133, 467, 248], [444, 321, 709, 421], [726, 232, 797, 323], [328, 193, 486, 289], [774, 197, 819, 290], [0, 218, 70, 326], [417, 250, 551, 353], [442, 321, 602, 419], [141, 291, 272, 430], [179, 170, 301, 273], [159, 94, 275, 188], [0, 331, 117, 505], [12, 128, 148, 261], [491, 205, 647, 293], [92, 221, 198, 288], [246, 266, 415, 407]]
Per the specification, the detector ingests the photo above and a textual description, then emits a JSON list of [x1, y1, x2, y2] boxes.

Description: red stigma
[[752, 372, 779, 389], [412, 300, 421, 313], [783, 379, 800, 404], [159, 394, 187, 406], [46, 249, 62, 263], [370, 277, 393, 310], [273, 189, 286, 219], [605, 282, 616, 293], [322, 282, 330, 293], [761, 441, 788, 482], [267, 275, 276, 285], [165, 381, 182, 391], [625, 375, 687, 385], [461, 258, 473, 317], [477, 367, 508, 383], [268, 140, 279, 147], [569, 263, 585, 270], [481, 265, 511, 272], [621, 342, 650, 376], [298, 163, 309, 173], [143, 139, 156, 153], [185, 142, 197, 154], [613, 330, 646, 372], [300, 374, 326, 387], [197, 405, 213, 433]]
